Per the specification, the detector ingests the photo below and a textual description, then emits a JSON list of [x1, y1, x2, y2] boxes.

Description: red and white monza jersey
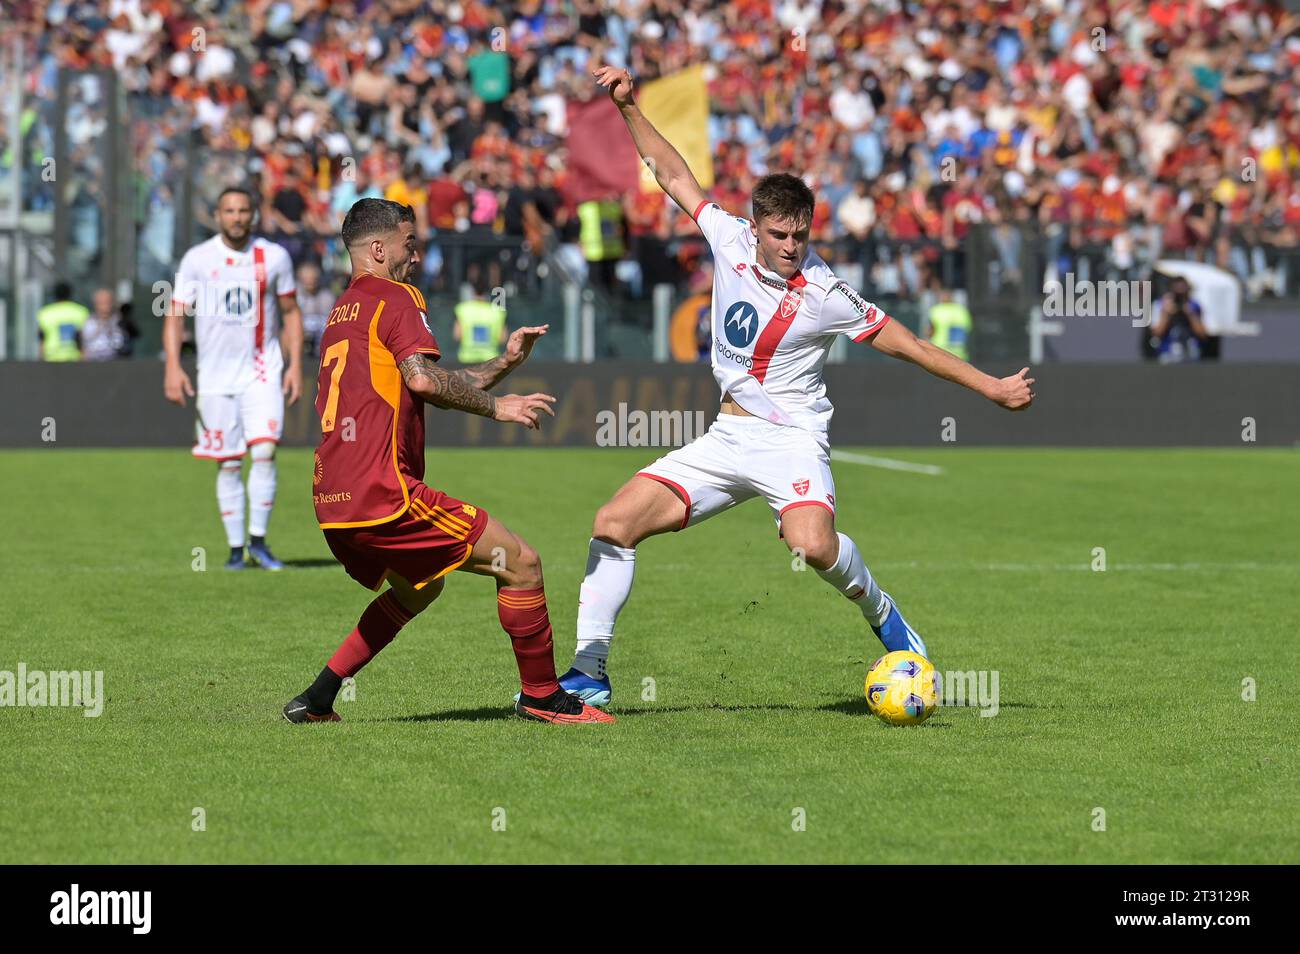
[[172, 234, 297, 395], [693, 200, 890, 434]]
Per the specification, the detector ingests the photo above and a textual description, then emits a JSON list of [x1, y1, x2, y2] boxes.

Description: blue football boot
[[557, 666, 612, 707], [247, 538, 284, 571], [870, 591, 928, 657]]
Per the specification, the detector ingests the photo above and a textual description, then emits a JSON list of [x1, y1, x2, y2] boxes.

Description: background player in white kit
[[163, 187, 304, 570], [555, 67, 1037, 706]]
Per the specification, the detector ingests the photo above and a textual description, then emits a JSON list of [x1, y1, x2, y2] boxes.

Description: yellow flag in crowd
[[637, 65, 714, 195]]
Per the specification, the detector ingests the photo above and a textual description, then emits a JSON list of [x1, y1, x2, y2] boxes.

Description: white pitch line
[[831, 450, 945, 476], [645, 560, 1298, 573], [972, 561, 1300, 572], [865, 560, 1300, 573]]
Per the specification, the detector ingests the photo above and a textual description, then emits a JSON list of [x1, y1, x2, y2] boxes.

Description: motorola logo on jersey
[[723, 301, 760, 348], [224, 285, 254, 317]]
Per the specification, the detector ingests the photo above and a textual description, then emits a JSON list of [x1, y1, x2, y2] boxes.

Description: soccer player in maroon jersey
[[283, 198, 613, 725]]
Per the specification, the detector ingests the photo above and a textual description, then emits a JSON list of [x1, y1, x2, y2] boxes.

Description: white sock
[[815, 532, 891, 626], [247, 452, 277, 538], [573, 538, 637, 678], [216, 461, 246, 548]]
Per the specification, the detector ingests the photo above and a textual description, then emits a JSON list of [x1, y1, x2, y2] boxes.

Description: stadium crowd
[[5, 0, 1300, 322]]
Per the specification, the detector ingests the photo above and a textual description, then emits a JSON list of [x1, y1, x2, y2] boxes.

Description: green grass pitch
[[1, 446, 1297, 864]]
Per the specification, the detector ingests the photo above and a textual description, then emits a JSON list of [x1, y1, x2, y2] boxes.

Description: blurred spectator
[[837, 179, 876, 269], [296, 263, 335, 359], [331, 170, 384, 232], [36, 282, 88, 362], [426, 173, 470, 233], [81, 287, 133, 360], [669, 266, 713, 363]]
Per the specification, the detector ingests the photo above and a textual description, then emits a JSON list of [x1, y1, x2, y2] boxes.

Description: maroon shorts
[[324, 481, 490, 591]]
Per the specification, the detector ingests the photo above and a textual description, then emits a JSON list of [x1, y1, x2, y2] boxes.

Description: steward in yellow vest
[[926, 293, 972, 361], [454, 296, 507, 363], [37, 283, 90, 361], [577, 199, 625, 262]]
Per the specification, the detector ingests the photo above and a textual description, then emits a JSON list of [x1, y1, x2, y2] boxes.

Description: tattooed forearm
[[454, 354, 514, 392], [398, 353, 497, 418]]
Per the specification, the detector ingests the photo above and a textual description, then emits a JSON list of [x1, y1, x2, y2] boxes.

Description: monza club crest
[[792, 478, 810, 496], [780, 287, 803, 319]]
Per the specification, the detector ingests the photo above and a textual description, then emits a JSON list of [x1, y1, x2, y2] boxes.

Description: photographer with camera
[[1147, 277, 1211, 363]]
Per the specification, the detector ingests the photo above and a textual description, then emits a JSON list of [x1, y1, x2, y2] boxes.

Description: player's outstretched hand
[[504, 324, 548, 368], [991, 367, 1035, 411], [593, 65, 635, 108], [164, 366, 195, 407], [494, 392, 557, 430]]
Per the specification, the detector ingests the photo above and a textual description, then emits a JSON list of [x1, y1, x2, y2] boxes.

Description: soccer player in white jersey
[[555, 67, 1036, 706], [163, 187, 304, 570]]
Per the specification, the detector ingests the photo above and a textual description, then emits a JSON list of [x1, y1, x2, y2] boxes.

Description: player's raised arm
[[594, 65, 706, 217], [868, 318, 1035, 411], [397, 352, 556, 429]]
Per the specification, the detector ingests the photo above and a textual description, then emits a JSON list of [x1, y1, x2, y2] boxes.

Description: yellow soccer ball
[[864, 650, 938, 726]]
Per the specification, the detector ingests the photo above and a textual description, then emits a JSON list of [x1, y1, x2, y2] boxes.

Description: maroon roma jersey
[[313, 274, 440, 528]]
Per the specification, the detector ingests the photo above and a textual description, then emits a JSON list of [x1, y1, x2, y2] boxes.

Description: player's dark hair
[[341, 198, 416, 248], [215, 186, 255, 207], [751, 173, 815, 228], [53, 281, 74, 301]]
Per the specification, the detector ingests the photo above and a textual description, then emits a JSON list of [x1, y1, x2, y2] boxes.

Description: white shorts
[[192, 378, 284, 461], [637, 414, 836, 531]]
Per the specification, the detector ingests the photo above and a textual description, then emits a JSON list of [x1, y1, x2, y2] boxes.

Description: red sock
[[497, 586, 562, 698], [327, 590, 414, 678]]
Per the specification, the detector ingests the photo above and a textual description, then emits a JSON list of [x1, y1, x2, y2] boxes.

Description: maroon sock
[[327, 590, 414, 678], [496, 586, 562, 698]]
